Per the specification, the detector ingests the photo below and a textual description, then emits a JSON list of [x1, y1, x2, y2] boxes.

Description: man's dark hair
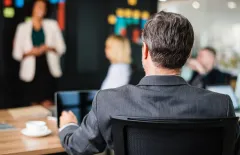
[[142, 11, 194, 69], [201, 46, 217, 57]]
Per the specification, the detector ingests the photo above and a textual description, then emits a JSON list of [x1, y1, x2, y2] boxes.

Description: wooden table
[[0, 109, 65, 155]]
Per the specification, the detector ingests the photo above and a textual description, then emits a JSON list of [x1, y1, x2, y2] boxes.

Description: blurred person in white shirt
[[236, 73, 240, 101]]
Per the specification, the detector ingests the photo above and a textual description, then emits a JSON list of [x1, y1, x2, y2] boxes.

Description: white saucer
[[21, 128, 52, 137]]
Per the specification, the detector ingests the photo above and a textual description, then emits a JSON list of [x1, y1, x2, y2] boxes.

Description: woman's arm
[[13, 23, 45, 60], [23, 47, 43, 58], [39, 45, 56, 53], [52, 21, 66, 55], [38, 20, 66, 55]]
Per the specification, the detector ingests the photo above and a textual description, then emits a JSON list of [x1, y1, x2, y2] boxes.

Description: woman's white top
[[101, 63, 131, 90], [13, 19, 66, 82]]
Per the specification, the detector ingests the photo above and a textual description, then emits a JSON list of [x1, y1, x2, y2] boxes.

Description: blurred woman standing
[[101, 35, 132, 90], [13, 0, 66, 108]]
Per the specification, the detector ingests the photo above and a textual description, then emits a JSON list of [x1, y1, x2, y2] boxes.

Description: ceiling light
[[159, 0, 167, 2], [192, 1, 200, 9], [228, 1, 237, 9]]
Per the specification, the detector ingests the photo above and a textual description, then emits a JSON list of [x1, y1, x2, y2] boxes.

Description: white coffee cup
[[26, 121, 48, 134]]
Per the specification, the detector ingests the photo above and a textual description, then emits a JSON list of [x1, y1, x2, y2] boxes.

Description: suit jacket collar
[[138, 75, 188, 86]]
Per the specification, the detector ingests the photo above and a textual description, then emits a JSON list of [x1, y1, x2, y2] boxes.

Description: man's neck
[[145, 66, 181, 76], [32, 17, 42, 30]]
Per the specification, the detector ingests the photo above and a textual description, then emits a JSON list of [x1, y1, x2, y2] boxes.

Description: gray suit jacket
[[59, 76, 236, 155]]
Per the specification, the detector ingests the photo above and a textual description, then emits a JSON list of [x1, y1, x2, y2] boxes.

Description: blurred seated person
[[187, 47, 231, 88], [13, 0, 66, 108], [236, 73, 240, 101], [101, 35, 132, 90]]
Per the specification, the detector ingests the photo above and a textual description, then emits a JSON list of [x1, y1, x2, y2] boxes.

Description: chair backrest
[[111, 116, 239, 155]]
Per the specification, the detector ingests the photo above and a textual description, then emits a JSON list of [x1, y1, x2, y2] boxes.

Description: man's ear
[[142, 42, 149, 60]]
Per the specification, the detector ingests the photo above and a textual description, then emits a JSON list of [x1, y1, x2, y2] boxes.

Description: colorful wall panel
[[107, 0, 157, 45], [107, 0, 158, 70], [15, 0, 24, 8], [57, 0, 65, 30]]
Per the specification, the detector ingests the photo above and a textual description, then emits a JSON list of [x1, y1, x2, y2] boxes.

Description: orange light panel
[[4, 0, 12, 6], [57, 2, 65, 31]]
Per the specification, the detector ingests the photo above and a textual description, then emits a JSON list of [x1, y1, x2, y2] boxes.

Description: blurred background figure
[[12, 0, 66, 108], [101, 35, 132, 90], [236, 73, 240, 101], [187, 47, 231, 88]]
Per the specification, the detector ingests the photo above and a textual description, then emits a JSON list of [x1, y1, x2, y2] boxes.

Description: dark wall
[[0, 1, 4, 108], [2, 6, 35, 101], [61, 0, 158, 90], [60, 0, 111, 90], [2, 5, 29, 108], [1, 0, 158, 108]]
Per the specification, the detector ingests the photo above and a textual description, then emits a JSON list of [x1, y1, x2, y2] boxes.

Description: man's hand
[[187, 59, 207, 75], [60, 111, 78, 128]]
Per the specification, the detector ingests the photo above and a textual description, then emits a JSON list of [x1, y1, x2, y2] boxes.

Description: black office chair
[[111, 116, 239, 155]]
